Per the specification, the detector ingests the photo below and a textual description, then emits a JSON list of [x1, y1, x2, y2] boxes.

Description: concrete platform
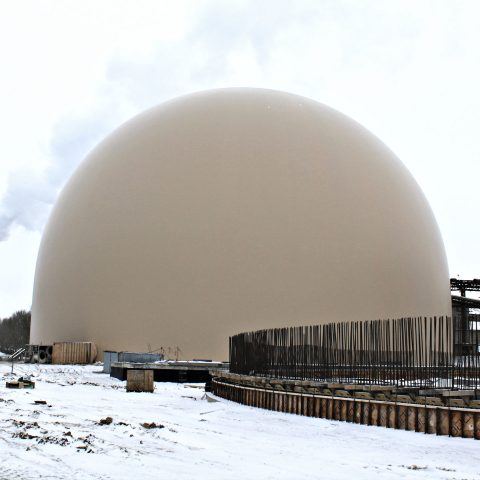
[[110, 360, 228, 383]]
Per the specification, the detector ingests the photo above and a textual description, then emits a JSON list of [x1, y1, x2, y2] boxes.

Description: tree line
[[0, 310, 31, 354]]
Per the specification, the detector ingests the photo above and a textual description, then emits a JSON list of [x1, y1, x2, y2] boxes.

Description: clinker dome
[[30, 88, 451, 360]]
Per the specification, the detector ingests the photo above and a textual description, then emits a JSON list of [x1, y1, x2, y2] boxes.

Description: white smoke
[[0, 108, 119, 240], [0, 0, 300, 240]]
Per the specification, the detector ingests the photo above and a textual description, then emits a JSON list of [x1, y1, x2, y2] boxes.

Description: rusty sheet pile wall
[[212, 375, 480, 440]]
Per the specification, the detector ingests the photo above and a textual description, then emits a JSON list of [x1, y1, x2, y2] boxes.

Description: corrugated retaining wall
[[212, 376, 480, 440]]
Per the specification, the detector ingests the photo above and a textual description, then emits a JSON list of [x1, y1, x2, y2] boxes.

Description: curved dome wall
[[30, 88, 451, 360]]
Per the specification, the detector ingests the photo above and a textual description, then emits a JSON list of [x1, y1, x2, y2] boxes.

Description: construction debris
[[5, 377, 35, 389], [98, 417, 113, 425], [141, 422, 164, 429]]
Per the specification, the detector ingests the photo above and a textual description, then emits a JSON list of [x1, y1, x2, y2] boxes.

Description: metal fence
[[230, 316, 480, 390]]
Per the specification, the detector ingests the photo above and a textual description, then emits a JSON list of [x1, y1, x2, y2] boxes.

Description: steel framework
[[451, 278, 480, 296], [230, 316, 480, 390]]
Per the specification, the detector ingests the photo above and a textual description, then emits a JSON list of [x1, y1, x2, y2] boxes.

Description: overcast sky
[[0, 0, 479, 317]]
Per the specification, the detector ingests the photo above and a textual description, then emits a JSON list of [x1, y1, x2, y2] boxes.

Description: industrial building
[[451, 279, 480, 356]]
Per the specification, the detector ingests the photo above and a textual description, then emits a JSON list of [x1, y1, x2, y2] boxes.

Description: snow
[[0, 364, 479, 480]]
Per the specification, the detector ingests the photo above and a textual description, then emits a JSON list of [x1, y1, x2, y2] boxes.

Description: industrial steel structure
[[450, 278, 480, 358], [451, 278, 480, 297]]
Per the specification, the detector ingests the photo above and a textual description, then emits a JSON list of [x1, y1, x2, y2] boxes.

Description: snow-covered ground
[[0, 363, 479, 480]]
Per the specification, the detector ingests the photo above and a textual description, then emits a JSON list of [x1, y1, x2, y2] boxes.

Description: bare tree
[[0, 310, 31, 353]]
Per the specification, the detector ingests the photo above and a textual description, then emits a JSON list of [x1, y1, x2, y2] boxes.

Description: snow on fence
[[230, 316, 480, 390]]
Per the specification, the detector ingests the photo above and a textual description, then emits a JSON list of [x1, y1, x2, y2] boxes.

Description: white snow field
[[1, 364, 479, 480]]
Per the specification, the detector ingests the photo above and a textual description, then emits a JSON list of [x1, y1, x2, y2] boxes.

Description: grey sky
[[0, 0, 479, 316]]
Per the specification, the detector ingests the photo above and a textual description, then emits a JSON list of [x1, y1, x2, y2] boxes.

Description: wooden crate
[[126, 369, 154, 393], [52, 342, 97, 364]]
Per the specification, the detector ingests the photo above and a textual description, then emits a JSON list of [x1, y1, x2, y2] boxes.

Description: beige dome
[[30, 88, 451, 361]]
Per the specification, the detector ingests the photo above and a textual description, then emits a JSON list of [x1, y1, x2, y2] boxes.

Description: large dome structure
[[30, 88, 451, 361]]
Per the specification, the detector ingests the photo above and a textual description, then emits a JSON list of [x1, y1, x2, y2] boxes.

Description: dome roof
[[30, 88, 451, 360]]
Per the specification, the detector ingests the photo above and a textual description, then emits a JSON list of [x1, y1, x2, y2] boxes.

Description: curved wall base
[[212, 377, 480, 440]]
